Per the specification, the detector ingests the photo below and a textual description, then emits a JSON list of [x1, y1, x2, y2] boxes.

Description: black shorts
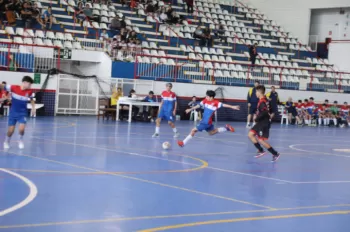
[[249, 102, 258, 115], [250, 121, 270, 140]]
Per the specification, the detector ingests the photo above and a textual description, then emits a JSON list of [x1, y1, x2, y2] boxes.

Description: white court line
[[289, 144, 350, 158], [0, 168, 38, 216], [29, 137, 350, 184]]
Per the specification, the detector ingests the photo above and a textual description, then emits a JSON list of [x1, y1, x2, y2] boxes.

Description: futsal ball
[[162, 141, 171, 150]]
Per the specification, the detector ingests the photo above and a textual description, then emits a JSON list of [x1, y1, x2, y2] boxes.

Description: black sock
[[268, 147, 278, 156], [254, 142, 264, 152]]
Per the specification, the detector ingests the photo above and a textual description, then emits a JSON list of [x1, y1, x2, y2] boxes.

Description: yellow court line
[[5, 154, 208, 175], [138, 210, 350, 232], [6, 150, 274, 210], [0, 204, 350, 229]]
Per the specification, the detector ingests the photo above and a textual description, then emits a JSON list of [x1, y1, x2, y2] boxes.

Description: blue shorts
[[158, 110, 174, 122], [196, 123, 214, 132], [8, 115, 27, 126], [249, 102, 258, 115], [307, 109, 313, 115]]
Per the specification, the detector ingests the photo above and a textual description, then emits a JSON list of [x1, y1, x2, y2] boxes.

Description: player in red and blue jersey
[[340, 102, 349, 127], [177, 90, 240, 147], [153, 83, 179, 138], [1, 76, 35, 149]]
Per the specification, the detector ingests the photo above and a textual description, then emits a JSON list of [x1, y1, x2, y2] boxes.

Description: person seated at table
[[128, 89, 139, 120], [188, 96, 202, 120], [143, 91, 158, 122], [111, 87, 128, 120]]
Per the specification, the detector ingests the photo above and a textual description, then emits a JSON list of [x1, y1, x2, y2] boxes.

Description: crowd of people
[[0, 0, 56, 28], [246, 81, 350, 128]]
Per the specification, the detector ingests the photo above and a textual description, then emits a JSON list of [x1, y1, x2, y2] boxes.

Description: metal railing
[[0, 42, 61, 72], [134, 54, 350, 92]]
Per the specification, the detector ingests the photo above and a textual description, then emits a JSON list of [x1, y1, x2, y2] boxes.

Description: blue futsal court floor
[[0, 117, 349, 231]]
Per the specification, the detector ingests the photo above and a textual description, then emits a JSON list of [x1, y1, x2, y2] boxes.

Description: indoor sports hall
[[0, 118, 350, 231], [1, 0, 350, 231]]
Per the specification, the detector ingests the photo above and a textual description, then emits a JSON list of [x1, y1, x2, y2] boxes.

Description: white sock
[[318, 118, 322, 125], [246, 122, 250, 126], [323, 118, 327, 125], [333, 118, 337, 125], [155, 127, 160, 134], [4, 136, 10, 143], [173, 128, 178, 133], [218, 127, 226, 133], [326, 118, 330, 125], [183, 134, 193, 145], [304, 120, 308, 125], [252, 122, 256, 126]]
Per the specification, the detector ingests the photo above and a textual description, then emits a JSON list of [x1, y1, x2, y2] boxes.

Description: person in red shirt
[[339, 102, 349, 127], [0, 81, 10, 116]]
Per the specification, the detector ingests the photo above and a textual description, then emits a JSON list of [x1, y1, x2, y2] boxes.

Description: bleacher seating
[[0, 0, 349, 92]]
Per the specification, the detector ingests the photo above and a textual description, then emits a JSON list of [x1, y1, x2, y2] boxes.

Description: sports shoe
[[177, 140, 184, 147], [246, 124, 251, 128], [18, 141, 24, 149], [272, 153, 280, 162], [173, 132, 180, 138], [254, 151, 267, 158], [152, 133, 159, 138], [3, 142, 10, 150], [225, 124, 235, 132]]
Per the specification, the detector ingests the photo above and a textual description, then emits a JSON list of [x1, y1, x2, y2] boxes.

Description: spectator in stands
[[110, 15, 122, 33], [214, 23, 226, 44], [166, 5, 173, 19], [32, 2, 45, 29], [249, 43, 258, 70], [185, 0, 193, 14], [83, 3, 100, 23], [42, 6, 55, 29], [128, 30, 138, 43], [202, 27, 213, 47], [193, 26, 203, 40], [21, 2, 33, 28], [146, 1, 155, 13], [159, 8, 168, 23], [4, 0, 21, 26]]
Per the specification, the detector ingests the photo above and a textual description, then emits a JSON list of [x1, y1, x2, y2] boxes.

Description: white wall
[[243, 0, 350, 44], [0, 71, 57, 90], [329, 41, 350, 72], [134, 79, 350, 103], [310, 8, 350, 41]]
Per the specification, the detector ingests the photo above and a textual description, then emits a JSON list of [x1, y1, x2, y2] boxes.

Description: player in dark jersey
[[1, 76, 35, 149], [248, 85, 280, 162]]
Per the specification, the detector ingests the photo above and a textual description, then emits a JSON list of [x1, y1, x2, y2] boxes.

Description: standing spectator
[[246, 80, 259, 128], [186, 0, 193, 14], [249, 43, 258, 70], [266, 86, 279, 120]]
